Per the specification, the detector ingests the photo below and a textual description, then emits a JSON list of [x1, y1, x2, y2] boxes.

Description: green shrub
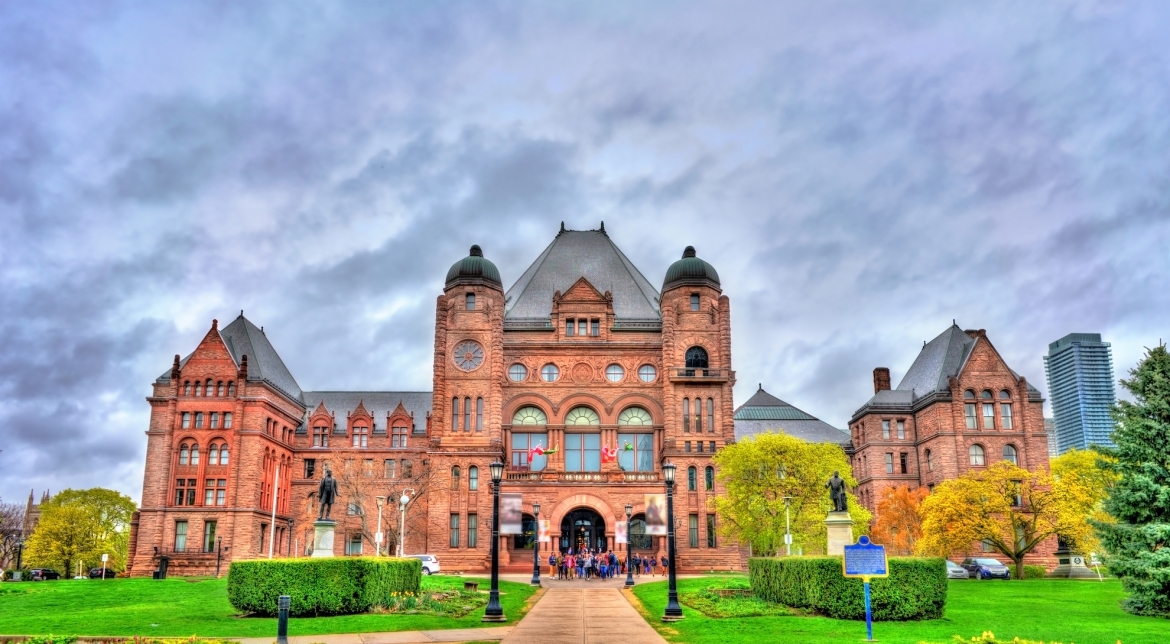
[[1022, 565, 1048, 579], [748, 556, 947, 620], [227, 557, 421, 617], [2, 569, 30, 581]]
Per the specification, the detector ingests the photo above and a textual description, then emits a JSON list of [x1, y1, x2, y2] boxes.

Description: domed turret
[[662, 246, 720, 292], [445, 245, 503, 290]]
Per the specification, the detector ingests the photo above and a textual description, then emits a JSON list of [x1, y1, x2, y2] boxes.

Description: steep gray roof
[[157, 314, 304, 403], [301, 391, 433, 434], [733, 385, 849, 445], [504, 228, 661, 320], [896, 324, 975, 397]]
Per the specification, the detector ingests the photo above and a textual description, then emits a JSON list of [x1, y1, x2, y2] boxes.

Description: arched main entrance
[[560, 508, 607, 553]]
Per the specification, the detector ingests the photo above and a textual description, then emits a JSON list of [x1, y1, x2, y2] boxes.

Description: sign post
[[101, 553, 108, 580], [843, 536, 888, 642]]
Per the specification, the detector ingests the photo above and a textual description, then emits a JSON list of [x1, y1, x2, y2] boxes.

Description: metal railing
[[670, 367, 727, 379]]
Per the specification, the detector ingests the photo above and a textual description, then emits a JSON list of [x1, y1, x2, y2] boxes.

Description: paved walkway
[[237, 627, 512, 644], [499, 586, 667, 644]]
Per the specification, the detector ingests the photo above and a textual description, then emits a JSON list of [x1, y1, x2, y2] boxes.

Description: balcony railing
[[669, 367, 728, 380], [503, 469, 661, 483]]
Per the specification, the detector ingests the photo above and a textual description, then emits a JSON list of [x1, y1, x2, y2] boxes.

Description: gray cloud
[[3, 0, 1169, 503]]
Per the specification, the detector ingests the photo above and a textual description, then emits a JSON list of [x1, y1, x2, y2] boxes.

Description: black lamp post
[[483, 460, 506, 622], [661, 462, 683, 622], [15, 538, 24, 572], [530, 502, 542, 586], [624, 503, 635, 587], [287, 518, 295, 557]]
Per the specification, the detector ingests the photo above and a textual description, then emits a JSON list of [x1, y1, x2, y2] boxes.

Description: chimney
[[873, 367, 891, 393]]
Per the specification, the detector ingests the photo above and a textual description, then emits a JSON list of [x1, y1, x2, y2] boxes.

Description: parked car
[[960, 557, 1011, 580], [88, 567, 117, 579], [407, 554, 440, 575], [946, 560, 970, 579], [29, 569, 60, 581]]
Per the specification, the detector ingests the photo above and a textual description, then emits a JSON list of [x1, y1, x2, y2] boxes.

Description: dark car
[[88, 567, 117, 579], [961, 557, 1011, 580], [29, 568, 61, 581]]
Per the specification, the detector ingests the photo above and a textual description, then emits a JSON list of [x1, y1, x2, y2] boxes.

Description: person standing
[[549, 552, 557, 579], [660, 554, 669, 578], [650, 555, 658, 577]]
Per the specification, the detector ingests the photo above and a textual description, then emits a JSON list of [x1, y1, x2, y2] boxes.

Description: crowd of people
[[546, 550, 670, 580]]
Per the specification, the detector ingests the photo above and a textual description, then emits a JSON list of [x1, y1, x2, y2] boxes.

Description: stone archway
[[547, 494, 619, 553]]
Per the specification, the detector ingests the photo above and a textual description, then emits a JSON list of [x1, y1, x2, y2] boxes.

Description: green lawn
[[630, 576, 1169, 644], [0, 575, 538, 637]]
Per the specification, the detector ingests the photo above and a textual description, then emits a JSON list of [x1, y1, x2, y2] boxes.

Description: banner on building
[[644, 493, 667, 536], [615, 519, 628, 544], [501, 493, 523, 535], [539, 519, 551, 543]]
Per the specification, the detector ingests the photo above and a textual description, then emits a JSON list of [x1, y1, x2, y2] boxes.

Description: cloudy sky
[[3, 1, 1168, 504]]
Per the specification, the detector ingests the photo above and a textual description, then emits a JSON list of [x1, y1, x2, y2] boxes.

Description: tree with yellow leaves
[[1050, 448, 1118, 555], [712, 432, 871, 556], [917, 461, 1095, 579], [871, 485, 928, 555]]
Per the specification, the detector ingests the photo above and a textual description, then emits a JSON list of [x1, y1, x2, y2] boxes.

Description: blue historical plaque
[[843, 535, 888, 578]]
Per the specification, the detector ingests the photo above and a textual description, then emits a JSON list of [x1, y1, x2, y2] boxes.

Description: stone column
[[824, 512, 854, 556]]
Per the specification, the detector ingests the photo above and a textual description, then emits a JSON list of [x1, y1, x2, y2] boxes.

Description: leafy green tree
[[1095, 344, 1170, 616], [711, 432, 870, 556], [23, 488, 136, 576]]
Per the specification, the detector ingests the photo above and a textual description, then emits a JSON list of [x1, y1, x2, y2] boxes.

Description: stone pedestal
[[312, 520, 337, 558], [1050, 549, 1098, 579], [825, 511, 854, 556]]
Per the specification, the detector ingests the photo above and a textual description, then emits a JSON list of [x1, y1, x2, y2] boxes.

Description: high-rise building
[[1044, 418, 1058, 458], [1043, 333, 1116, 453]]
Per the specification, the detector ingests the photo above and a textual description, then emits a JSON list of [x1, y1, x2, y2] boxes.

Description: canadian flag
[[601, 444, 618, 463]]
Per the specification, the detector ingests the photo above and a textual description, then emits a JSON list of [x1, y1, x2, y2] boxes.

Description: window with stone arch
[[685, 346, 709, 369], [1003, 444, 1018, 465], [512, 406, 548, 425], [313, 425, 329, 447], [705, 466, 714, 491], [468, 465, 479, 490], [227, 381, 235, 396], [183, 381, 192, 396], [392, 424, 408, 448], [179, 442, 191, 465], [205, 379, 214, 396], [618, 406, 653, 426], [217, 381, 225, 396], [189, 443, 200, 465], [687, 466, 697, 491], [451, 466, 461, 490], [925, 448, 934, 471], [969, 444, 986, 466], [352, 425, 369, 448], [564, 406, 600, 426]]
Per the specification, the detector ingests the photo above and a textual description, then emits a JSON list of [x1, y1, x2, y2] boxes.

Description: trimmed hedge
[[227, 557, 421, 617], [1023, 564, 1048, 579], [748, 556, 947, 620]]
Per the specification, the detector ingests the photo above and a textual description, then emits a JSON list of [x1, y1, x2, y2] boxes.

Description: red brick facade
[[849, 326, 1058, 567]]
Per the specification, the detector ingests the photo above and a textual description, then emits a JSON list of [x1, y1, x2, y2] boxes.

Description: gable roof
[[300, 391, 433, 434], [157, 314, 304, 403], [504, 227, 661, 320], [734, 385, 849, 445], [895, 323, 975, 397]]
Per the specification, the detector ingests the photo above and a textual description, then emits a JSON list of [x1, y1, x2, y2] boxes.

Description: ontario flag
[[601, 444, 618, 463]]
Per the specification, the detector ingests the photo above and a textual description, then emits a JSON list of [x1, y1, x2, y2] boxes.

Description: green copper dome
[[662, 246, 720, 292], [445, 245, 503, 290]]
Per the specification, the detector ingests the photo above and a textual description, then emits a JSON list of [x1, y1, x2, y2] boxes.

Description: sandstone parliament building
[[127, 225, 1054, 576]]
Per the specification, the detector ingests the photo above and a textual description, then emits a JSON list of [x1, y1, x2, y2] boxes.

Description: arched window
[[179, 443, 190, 465], [964, 390, 976, 399], [195, 412, 204, 428], [512, 406, 548, 425], [688, 466, 697, 491], [183, 381, 191, 396], [618, 407, 653, 426], [705, 466, 714, 491], [476, 397, 483, 431], [606, 364, 625, 382], [707, 398, 715, 433], [208, 444, 219, 466], [925, 448, 934, 471], [565, 407, 600, 425], [194, 381, 201, 396], [969, 444, 986, 466], [508, 363, 527, 382], [219, 444, 229, 465], [999, 389, 1012, 399], [682, 398, 691, 432], [1003, 444, 1018, 465], [190, 443, 200, 465], [313, 426, 329, 447], [638, 364, 657, 382], [466, 293, 476, 310], [205, 379, 213, 396], [451, 466, 461, 490], [685, 346, 709, 369], [981, 390, 993, 400], [217, 381, 225, 396], [468, 465, 479, 491], [452, 397, 460, 431], [227, 381, 235, 396], [464, 397, 471, 432], [541, 364, 559, 382]]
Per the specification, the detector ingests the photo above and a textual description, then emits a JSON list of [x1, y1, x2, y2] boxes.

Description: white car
[[407, 554, 440, 575]]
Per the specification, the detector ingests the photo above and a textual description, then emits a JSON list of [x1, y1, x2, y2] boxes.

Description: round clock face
[[453, 340, 485, 371]]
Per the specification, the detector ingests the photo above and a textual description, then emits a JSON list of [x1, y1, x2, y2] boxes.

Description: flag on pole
[[601, 444, 618, 463]]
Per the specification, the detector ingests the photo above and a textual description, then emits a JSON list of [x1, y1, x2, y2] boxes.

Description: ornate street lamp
[[398, 490, 414, 557], [483, 460, 506, 622], [531, 502, 542, 586], [661, 462, 683, 621], [624, 503, 635, 587]]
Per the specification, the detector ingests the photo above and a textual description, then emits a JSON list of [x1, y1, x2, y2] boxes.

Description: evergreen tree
[[1095, 344, 1170, 617]]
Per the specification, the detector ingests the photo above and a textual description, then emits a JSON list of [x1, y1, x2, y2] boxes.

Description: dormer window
[[353, 426, 369, 448], [690, 293, 700, 311], [466, 293, 475, 310]]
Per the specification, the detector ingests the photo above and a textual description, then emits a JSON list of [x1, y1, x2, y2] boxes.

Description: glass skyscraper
[[1043, 333, 1116, 453]]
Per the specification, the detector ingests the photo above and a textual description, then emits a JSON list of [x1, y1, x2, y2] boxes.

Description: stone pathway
[[499, 586, 667, 644]]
